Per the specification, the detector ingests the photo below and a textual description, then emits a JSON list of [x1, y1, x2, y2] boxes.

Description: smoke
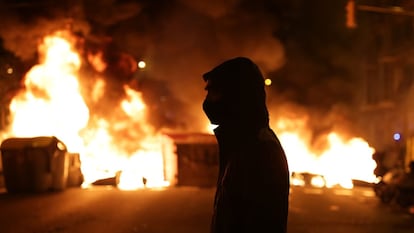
[[114, 0, 285, 130], [86, 0, 286, 131], [83, 0, 142, 27], [0, 3, 88, 61], [0, 0, 359, 137]]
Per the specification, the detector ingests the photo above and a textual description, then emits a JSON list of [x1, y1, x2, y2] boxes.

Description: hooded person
[[202, 57, 290, 233]]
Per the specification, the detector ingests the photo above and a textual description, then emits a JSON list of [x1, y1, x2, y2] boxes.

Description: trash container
[[0, 136, 69, 193], [67, 153, 84, 187]]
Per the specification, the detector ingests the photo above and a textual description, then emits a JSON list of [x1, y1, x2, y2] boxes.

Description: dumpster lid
[[0, 136, 67, 151]]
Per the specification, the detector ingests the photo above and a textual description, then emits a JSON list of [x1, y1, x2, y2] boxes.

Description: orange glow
[[310, 175, 326, 188], [88, 51, 107, 72], [91, 79, 105, 102], [0, 29, 376, 191], [8, 31, 88, 151], [0, 30, 177, 190], [273, 117, 376, 189], [202, 115, 376, 189]]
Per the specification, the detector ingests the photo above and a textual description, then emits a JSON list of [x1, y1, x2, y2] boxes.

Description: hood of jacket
[[203, 57, 269, 130]]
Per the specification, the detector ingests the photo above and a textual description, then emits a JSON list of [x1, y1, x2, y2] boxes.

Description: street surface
[[0, 185, 412, 233], [288, 186, 413, 233]]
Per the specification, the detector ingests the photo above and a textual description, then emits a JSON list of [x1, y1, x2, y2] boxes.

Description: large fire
[[1, 30, 376, 190], [0, 30, 176, 190], [272, 117, 376, 189]]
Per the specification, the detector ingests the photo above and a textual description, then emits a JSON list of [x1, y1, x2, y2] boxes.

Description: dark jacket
[[204, 57, 290, 233]]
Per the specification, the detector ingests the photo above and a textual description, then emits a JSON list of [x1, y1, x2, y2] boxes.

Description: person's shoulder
[[257, 127, 278, 141]]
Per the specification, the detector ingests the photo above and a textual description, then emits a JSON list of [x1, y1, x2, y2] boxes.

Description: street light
[[137, 60, 146, 69]]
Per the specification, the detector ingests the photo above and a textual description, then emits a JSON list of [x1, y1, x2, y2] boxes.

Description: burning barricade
[[0, 30, 174, 191], [0, 28, 382, 194], [0, 136, 83, 193]]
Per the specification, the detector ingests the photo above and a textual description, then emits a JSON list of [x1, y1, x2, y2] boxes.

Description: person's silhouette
[[202, 57, 290, 233]]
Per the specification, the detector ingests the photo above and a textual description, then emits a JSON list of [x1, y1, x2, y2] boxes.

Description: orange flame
[[1, 30, 177, 190], [274, 117, 376, 189], [8, 31, 88, 151], [203, 114, 376, 189], [1, 30, 376, 191]]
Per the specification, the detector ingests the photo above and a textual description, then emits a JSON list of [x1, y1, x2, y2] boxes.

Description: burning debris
[[0, 30, 177, 191], [272, 113, 376, 189], [0, 0, 381, 192], [0, 27, 379, 192], [91, 171, 121, 187]]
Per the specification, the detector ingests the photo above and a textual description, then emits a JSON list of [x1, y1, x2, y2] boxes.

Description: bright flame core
[[1, 30, 376, 191], [274, 117, 376, 189], [1, 31, 176, 190], [9, 32, 88, 151]]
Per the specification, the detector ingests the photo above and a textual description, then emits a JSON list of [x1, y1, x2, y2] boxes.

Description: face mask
[[202, 99, 224, 125]]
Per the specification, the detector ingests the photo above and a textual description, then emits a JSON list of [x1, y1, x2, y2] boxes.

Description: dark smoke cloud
[[0, 0, 361, 136], [0, 0, 90, 61], [0, 0, 286, 131], [177, 0, 239, 19], [92, 0, 286, 131], [83, 0, 142, 27], [141, 1, 284, 128]]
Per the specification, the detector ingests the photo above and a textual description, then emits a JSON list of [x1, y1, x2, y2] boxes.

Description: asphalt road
[[288, 186, 414, 233], [0, 185, 412, 233]]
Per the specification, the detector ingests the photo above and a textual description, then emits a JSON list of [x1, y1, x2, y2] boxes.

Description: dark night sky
[[1, 0, 411, 138]]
